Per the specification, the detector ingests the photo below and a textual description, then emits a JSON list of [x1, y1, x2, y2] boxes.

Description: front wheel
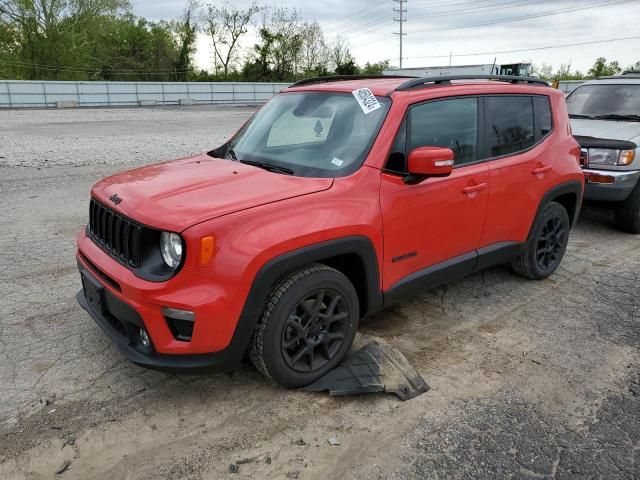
[[249, 264, 359, 388], [511, 201, 570, 280]]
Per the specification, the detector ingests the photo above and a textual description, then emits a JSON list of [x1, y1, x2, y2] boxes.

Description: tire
[[249, 264, 359, 388], [614, 183, 640, 234], [510, 201, 570, 280]]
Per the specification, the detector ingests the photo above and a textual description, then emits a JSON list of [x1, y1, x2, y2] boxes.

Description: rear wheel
[[614, 183, 640, 234], [511, 201, 570, 280], [249, 264, 359, 388]]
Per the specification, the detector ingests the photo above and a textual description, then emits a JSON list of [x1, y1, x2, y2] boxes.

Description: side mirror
[[406, 147, 455, 182]]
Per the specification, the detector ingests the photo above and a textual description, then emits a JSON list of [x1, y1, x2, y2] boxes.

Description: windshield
[[567, 84, 640, 119], [218, 91, 391, 178]]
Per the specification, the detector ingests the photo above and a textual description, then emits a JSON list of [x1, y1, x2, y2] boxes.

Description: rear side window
[[533, 96, 553, 140], [408, 98, 479, 165], [486, 96, 534, 157]]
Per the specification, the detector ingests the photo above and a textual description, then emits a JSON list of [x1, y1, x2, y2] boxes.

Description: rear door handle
[[532, 165, 552, 175], [461, 183, 488, 195]]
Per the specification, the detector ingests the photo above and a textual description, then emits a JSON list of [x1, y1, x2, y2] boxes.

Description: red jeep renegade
[[77, 75, 584, 387]]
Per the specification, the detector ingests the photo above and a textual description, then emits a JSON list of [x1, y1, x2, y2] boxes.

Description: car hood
[[571, 119, 640, 143], [91, 153, 334, 232]]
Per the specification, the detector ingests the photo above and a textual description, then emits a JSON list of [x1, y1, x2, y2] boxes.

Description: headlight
[[587, 148, 636, 166], [160, 232, 183, 269]]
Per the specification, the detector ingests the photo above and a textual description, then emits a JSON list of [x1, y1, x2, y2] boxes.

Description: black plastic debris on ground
[[303, 336, 430, 401]]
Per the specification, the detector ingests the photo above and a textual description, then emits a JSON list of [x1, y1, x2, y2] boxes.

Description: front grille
[[89, 199, 142, 268]]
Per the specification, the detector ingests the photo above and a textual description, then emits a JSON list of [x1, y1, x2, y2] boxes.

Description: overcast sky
[[132, 0, 640, 73]]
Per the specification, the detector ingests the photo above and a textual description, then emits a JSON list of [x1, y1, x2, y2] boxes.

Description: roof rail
[[599, 71, 640, 79], [290, 74, 416, 88], [395, 75, 549, 91]]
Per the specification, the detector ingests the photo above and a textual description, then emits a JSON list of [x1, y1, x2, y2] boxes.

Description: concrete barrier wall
[[0, 81, 290, 108]]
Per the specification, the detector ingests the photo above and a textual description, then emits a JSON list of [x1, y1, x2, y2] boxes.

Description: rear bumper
[[583, 169, 640, 202]]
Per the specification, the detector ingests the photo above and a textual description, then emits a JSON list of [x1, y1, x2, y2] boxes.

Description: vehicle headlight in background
[[160, 232, 183, 268], [586, 148, 636, 166]]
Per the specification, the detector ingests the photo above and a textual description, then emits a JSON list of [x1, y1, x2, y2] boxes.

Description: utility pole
[[393, 0, 407, 69]]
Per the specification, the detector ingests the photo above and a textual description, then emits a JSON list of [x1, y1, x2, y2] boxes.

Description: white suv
[[567, 71, 640, 233]]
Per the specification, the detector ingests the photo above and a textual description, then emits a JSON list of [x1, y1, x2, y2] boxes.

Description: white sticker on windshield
[[352, 88, 382, 115], [331, 158, 344, 167]]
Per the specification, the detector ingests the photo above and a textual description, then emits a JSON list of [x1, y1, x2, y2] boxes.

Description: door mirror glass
[[407, 146, 455, 178]]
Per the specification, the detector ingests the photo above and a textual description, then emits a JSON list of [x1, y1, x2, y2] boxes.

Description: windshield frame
[[209, 91, 392, 178], [566, 83, 640, 119]]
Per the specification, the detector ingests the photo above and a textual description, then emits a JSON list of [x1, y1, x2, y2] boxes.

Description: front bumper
[[77, 287, 240, 371], [583, 169, 640, 202], [76, 230, 253, 372]]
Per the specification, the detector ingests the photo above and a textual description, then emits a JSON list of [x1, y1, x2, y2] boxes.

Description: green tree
[[0, 0, 129, 79], [299, 21, 328, 75], [204, 1, 260, 79], [588, 57, 621, 78], [170, 0, 199, 81], [554, 62, 585, 81], [243, 7, 304, 82], [361, 60, 390, 75]]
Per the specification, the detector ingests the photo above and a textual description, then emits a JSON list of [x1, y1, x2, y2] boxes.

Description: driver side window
[[386, 97, 479, 173], [409, 98, 479, 165]]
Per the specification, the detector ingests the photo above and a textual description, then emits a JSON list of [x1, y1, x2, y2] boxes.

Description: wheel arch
[[228, 236, 382, 362], [527, 180, 583, 243], [243, 236, 382, 319]]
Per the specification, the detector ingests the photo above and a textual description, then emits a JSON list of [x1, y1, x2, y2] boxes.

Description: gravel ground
[[0, 105, 639, 479]]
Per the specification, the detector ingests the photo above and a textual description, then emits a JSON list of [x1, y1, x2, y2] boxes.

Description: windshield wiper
[[592, 114, 640, 122], [240, 159, 295, 175], [569, 113, 594, 119]]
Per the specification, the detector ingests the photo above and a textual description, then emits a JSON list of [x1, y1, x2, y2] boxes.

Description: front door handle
[[461, 183, 488, 195], [532, 165, 552, 175]]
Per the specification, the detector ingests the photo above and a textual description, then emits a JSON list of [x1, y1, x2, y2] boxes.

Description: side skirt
[[382, 241, 525, 308]]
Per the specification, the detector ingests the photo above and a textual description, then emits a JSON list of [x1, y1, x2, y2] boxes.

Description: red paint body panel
[[76, 78, 584, 362], [92, 154, 333, 232], [380, 163, 489, 288]]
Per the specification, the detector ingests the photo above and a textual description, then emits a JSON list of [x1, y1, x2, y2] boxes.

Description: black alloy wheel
[[249, 264, 359, 388], [510, 201, 570, 280], [535, 216, 567, 270], [281, 289, 349, 373]]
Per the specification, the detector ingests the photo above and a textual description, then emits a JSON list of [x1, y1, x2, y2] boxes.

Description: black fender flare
[[225, 236, 382, 364], [526, 180, 584, 244]]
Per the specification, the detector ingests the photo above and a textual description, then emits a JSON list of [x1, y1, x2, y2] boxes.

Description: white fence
[[0, 81, 290, 108]]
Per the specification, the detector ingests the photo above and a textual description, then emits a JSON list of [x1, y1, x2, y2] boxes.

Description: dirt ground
[[1, 106, 639, 480]]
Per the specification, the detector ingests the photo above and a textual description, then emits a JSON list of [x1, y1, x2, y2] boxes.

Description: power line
[[326, 9, 393, 37], [410, 0, 636, 34], [325, 0, 512, 38], [410, 0, 556, 20], [405, 35, 640, 60], [350, 0, 635, 49], [340, 0, 520, 42], [322, 2, 390, 32]]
